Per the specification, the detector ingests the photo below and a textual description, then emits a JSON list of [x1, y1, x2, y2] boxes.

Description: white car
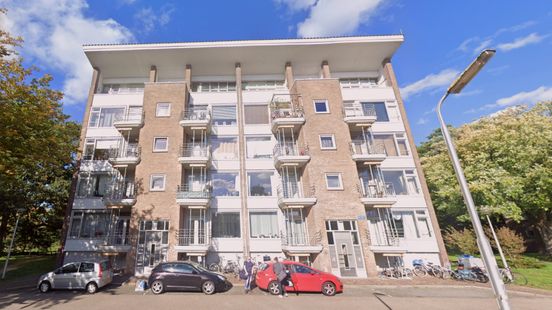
[[37, 260, 113, 294]]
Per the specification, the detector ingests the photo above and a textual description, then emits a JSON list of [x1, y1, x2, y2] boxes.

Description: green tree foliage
[[418, 102, 552, 254], [0, 10, 80, 254], [443, 227, 479, 254]]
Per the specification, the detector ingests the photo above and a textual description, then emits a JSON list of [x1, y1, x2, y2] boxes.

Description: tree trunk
[[0, 210, 12, 255], [536, 213, 552, 255]]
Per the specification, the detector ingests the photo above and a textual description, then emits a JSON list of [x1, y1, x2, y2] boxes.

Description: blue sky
[[1, 0, 551, 143]]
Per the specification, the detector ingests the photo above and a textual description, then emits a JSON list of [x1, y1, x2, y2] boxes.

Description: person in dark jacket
[[272, 257, 288, 298], [244, 257, 255, 293]]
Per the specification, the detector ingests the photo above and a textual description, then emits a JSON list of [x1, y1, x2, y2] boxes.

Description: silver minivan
[[37, 260, 113, 294]]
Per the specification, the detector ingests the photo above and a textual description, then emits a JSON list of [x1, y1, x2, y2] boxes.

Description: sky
[[1, 0, 551, 143]]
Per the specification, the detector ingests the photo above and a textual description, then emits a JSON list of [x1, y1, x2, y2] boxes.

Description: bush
[[494, 227, 526, 257], [444, 227, 479, 255]]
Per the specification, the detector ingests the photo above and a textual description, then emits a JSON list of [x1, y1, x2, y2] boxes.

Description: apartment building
[[62, 35, 447, 278]]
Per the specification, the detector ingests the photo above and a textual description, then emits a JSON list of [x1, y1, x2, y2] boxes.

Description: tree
[[418, 102, 552, 254], [0, 9, 80, 254]]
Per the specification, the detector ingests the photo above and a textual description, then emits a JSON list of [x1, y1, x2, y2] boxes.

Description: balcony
[[108, 143, 141, 167], [98, 233, 132, 253], [350, 141, 387, 163], [178, 145, 211, 167], [281, 232, 323, 255], [277, 185, 317, 209], [113, 109, 144, 131], [273, 143, 310, 168], [179, 108, 211, 130], [174, 229, 211, 254], [270, 93, 305, 133], [103, 181, 136, 207], [358, 182, 397, 206], [343, 102, 377, 126], [366, 208, 404, 253], [176, 185, 211, 207]]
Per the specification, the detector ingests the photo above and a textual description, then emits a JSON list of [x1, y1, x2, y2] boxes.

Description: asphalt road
[[1, 282, 551, 310]]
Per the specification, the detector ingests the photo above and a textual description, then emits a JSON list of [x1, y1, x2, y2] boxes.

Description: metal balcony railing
[[176, 184, 211, 199], [277, 184, 315, 200], [109, 143, 141, 159], [180, 145, 210, 157], [104, 233, 131, 246], [104, 180, 136, 200], [270, 93, 304, 120], [281, 231, 322, 247], [181, 108, 211, 121], [350, 141, 386, 156], [176, 229, 210, 246], [359, 182, 396, 199], [113, 109, 144, 123], [273, 143, 309, 157], [342, 103, 376, 118]]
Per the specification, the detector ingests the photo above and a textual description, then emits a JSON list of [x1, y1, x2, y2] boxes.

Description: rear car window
[[61, 263, 80, 274], [100, 261, 111, 271], [79, 262, 95, 273]]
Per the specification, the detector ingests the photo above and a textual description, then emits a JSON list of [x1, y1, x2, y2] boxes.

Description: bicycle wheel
[[512, 272, 528, 286], [413, 266, 427, 277], [441, 269, 452, 279], [430, 266, 443, 278], [208, 263, 220, 272]]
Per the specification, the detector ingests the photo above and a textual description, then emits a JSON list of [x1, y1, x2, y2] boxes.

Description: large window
[[249, 212, 279, 238], [248, 172, 273, 196], [212, 212, 241, 238], [244, 105, 269, 124], [69, 211, 111, 239], [77, 173, 112, 197], [83, 138, 119, 160], [89, 107, 125, 127], [370, 102, 389, 122], [212, 136, 238, 159], [242, 80, 285, 91], [191, 82, 236, 92], [212, 106, 237, 126], [245, 136, 272, 159], [339, 77, 378, 88], [211, 172, 239, 196], [382, 170, 419, 195], [373, 133, 409, 156]]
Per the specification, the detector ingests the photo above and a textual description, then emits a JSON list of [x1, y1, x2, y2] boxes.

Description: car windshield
[[189, 262, 209, 273]]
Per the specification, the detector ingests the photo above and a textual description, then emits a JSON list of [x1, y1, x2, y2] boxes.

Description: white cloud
[[134, 5, 174, 34], [416, 118, 428, 125], [400, 69, 459, 99], [278, 0, 385, 37], [0, 0, 134, 105], [496, 33, 548, 51], [493, 86, 552, 107], [118, 0, 137, 4]]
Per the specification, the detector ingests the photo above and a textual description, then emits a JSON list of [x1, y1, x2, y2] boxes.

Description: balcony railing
[[176, 229, 210, 246], [350, 141, 386, 156], [273, 143, 309, 157], [104, 180, 136, 200], [359, 182, 396, 199], [176, 184, 211, 199], [342, 103, 376, 118], [113, 109, 144, 123], [277, 184, 316, 200], [109, 143, 141, 159], [104, 233, 131, 246], [180, 145, 210, 157], [181, 108, 211, 121], [281, 231, 322, 247], [270, 94, 304, 120]]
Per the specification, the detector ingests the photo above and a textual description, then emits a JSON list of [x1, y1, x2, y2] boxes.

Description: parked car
[[37, 260, 113, 294], [148, 261, 233, 295], [255, 261, 343, 296]]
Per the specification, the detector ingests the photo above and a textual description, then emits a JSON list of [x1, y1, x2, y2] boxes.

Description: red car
[[255, 261, 343, 296]]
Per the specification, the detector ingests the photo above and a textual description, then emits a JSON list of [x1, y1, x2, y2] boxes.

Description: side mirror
[[54, 268, 62, 274]]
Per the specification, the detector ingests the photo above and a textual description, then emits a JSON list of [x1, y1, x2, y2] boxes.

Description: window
[[248, 172, 273, 196], [382, 171, 407, 195], [191, 82, 236, 92], [244, 105, 269, 124], [88, 107, 125, 127], [325, 173, 343, 190], [405, 170, 420, 194], [83, 138, 119, 160], [415, 210, 432, 238], [69, 211, 110, 238], [79, 262, 95, 273], [396, 134, 409, 156], [249, 212, 279, 238], [372, 133, 409, 156], [150, 174, 166, 191], [173, 263, 195, 274], [76, 173, 112, 197], [392, 213, 405, 238], [339, 78, 378, 88], [100, 83, 144, 94], [212, 106, 237, 126], [242, 80, 285, 91], [212, 212, 240, 238], [319, 134, 336, 150], [153, 137, 168, 152], [293, 264, 314, 274], [245, 136, 272, 159], [371, 102, 389, 122], [314, 100, 329, 113], [60, 263, 80, 274], [211, 172, 239, 196], [156, 103, 171, 117], [212, 136, 238, 159]]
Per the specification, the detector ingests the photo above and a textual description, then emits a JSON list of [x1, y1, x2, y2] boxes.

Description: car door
[[173, 263, 203, 291], [77, 262, 95, 289], [53, 263, 80, 289], [290, 264, 320, 292]]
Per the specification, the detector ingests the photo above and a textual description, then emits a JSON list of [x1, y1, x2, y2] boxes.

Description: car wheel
[[268, 281, 280, 295], [86, 282, 98, 294], [39, 281, 51, 293], [150, 280, 164, 295], [202, 280, 216, 295], [322, 281, 336, 296]]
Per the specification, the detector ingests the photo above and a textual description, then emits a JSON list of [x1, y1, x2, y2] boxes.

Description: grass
[[0, 254, 57, 282], [447, 252, 552, 291]]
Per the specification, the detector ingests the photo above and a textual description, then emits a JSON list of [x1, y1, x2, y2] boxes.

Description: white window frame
[[325, 173, 343, 190], [156, 103, 171, 117], [153, 137, 169, 152], [319, 134, 336, 150], [150, 174, 166, 191], [313, 99, 330, 114]]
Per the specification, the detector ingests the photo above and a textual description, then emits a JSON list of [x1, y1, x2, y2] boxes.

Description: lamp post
[[437, 49, 510, 310], [2, 208, 25, 279]]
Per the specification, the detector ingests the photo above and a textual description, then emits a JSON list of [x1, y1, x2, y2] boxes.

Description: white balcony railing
[[180, 145, 210, 158], [181, 108, 211, 122], [359, 182, 396, 199], [176, 184, 211, 200], [273, 143, 309, 157], [109, 143, 141, 159], [176, 229, 210, 246], [342, 103, 376, 118], [350, 141, 386, 156]]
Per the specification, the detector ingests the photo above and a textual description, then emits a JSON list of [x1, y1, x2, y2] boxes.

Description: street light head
[[448, 49, 496, 94]]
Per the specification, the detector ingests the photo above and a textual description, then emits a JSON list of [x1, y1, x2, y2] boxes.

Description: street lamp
[[437, 49, 511, 310], [2, 208, 25, 279]]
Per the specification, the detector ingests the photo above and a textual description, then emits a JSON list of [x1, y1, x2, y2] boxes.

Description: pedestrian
[[244, 257, 255, 294], [272, 257, 288, 298]]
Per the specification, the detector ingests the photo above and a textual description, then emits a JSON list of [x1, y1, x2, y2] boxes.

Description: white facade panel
[[245, 160, 275, 170], [190, 92, 237, 104], [85, 128, 122, 138], [211, 160, 240, 170], [92, 93, 144, 107], [211, 126, 239, 135], [340, 87, 396, 101]]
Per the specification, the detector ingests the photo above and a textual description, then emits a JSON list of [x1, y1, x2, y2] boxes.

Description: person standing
[[272, 257, 288, 298], [244, 257, 255, 294]]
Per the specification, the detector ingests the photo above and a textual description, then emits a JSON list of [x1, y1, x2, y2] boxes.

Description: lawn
[[0, 255, 57, 282]]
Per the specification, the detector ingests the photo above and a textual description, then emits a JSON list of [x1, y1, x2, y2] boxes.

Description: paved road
[[1, 282, 551, 310]]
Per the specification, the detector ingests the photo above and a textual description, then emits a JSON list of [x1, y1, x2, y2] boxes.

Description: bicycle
[[499, 268, 528, 285], [208, 257, 241, 277], [412, 260, 443, 278]]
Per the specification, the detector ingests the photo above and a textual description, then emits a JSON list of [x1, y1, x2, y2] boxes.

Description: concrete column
[[235, 63, 250, 257], [149, 65, 157, 82], [285, 62, 294, 90], [321, 60, 331, 78], [381, 58, 449, 266], [185, 64, 192, 87]]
